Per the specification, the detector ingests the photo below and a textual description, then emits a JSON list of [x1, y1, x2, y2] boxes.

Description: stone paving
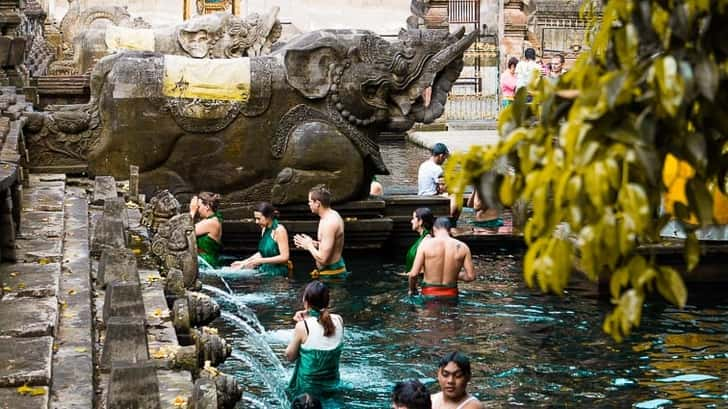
[[0, 174, 66, 409], [408, 129, 501, 153]]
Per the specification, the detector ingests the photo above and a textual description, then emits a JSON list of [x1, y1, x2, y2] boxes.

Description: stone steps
[[0, 173, 67, 409]]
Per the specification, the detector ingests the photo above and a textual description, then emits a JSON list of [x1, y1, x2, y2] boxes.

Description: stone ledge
[[0, 386, 50, 409], [0, 336, 53, 387], [0, 262, 60, 298], [14, 239, 63, 263], [17, 211, 64, 239], [0, 297, 58, 337]]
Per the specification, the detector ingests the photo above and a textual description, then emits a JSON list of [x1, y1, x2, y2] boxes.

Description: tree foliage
[[445, 0, 728, 341]]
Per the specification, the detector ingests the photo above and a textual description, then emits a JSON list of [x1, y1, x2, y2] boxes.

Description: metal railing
[[448, 0, 481, 24]]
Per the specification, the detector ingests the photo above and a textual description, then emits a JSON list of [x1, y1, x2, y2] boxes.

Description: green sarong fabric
[[196, 212, 222, 269], [472, 217, 504, 229], [311, 258, 349, 278], [257, 219, 289, 276], [405, 229, 430, 272], [287, 343, 344, 398]]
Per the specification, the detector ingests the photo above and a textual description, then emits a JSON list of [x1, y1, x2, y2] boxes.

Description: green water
[[205, 250, 728, 408]]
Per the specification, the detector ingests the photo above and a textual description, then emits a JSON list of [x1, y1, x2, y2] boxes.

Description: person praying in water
[[190, 192, 223, 269], [231, 202, 291, 276]]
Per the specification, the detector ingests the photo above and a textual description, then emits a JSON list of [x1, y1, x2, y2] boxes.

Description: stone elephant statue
[[23, 27, 476, 205]]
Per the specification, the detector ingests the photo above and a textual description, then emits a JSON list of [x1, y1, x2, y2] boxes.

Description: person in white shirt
[[418, 143, 449, 195], [515, 47, 542, 91]]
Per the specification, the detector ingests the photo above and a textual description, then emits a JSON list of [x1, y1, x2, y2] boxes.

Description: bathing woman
[[286, 280, 344, 397], [190, 192, 223, 269], [231, 202, 291, 276], [405, 208, 434, 274]]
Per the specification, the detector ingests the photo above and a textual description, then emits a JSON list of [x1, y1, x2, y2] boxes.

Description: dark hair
[[292, 393, 322, 409], [524, 47, 536, 60], [553, 53, 565, 63], [255, 201, 279, 219], [433, 216, 451, 231], [507, 56, 519, 69], [303, 280, 335, 337], [414, 207, 434, 235], [438, 351, 472, 380], [392, 380, 432, 409], [198, 192, 221, 212], [309, 185, 332, 207]]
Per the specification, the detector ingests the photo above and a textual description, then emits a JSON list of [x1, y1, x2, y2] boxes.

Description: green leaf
[[656, 266, 687, 308], [686, 178, 713, 225], [684, 232, 700, 272]]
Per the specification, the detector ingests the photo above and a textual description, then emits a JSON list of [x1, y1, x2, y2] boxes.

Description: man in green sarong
[[294, 185, 348, 278]]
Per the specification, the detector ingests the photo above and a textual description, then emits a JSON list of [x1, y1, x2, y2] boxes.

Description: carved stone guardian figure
[[141, 189, 181, 234], [151, 213, 198, 285]]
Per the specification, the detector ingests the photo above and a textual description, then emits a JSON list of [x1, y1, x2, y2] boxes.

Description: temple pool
[[202, 250, 728, 408]]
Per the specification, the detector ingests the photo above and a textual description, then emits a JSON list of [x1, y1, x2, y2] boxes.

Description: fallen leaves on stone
[[17, 282, 25, 289], [146, 275, 160, 283], [172, 396, 188, 408], [132, 248, 142, 255], [151, 308, 169, 319], [67, 289, 77, 295], [9, 272, 18, 277], [3, 285, 11, 292], [74, 347, 87, 353], [16, 385, 46, 396]]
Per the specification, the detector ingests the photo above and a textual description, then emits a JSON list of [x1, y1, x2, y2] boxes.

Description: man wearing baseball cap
[[418, 142, 449, 196]]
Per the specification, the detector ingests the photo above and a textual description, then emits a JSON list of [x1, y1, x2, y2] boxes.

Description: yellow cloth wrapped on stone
[[163, 55, 251, 101], [662, 153, 728, 224], [105, 25, 155, 52]]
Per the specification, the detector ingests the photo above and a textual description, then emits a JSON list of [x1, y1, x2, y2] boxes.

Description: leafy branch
[[445, 0, 728, 341]]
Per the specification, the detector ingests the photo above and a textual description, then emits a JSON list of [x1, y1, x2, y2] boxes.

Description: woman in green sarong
[[286, 281, 344, 399], [404, 207, 434, 275], [231, 202, 291, 276], [190, 192, 223, 269]]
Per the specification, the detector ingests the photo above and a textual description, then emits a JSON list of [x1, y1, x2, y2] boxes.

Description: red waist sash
[[421, 285, 458, 298]]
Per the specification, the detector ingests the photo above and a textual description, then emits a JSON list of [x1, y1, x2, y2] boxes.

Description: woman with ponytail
[[286, 280, 344, 398], [231, 202, 291, 276]]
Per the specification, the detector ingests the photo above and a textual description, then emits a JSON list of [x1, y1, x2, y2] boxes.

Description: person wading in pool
[[407, 217, 475, 299], [432, 352, 483, 409], [294, 185, 348, 278]]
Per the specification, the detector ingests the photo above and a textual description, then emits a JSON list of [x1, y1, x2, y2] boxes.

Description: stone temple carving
[[141, 190, 181, 234], [23, 21, 476, 205], [48, 5, 281, 75], [151, 213, 198, 284]]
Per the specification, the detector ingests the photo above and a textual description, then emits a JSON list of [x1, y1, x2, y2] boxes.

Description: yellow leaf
[[67, 289, 77, 295], [172, 396, 188, 407], [17, 282, 26, 289], [74, 347, 87, 353], [3, 286, 11, 292], [9, 272, 17, 277], [132, 248, 142, 255], [38, 258, 49, 265], [16, 385, 46, 396], [153, 308, 162, 317]]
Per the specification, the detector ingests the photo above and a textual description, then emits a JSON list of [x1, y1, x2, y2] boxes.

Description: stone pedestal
[[100, 317, 149, 372], [98, 248, 139, 288], [106, 362, 161, 409], [103, 281, 146, 324]]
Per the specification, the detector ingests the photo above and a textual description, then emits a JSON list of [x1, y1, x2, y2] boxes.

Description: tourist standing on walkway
[[392, 380, 432, 409], [405, 207, 434, 275], [500, 57, 519, 108], [431, 352, 483, 409], [286, 281, 344, 398], [418, 142, 449, 196], [190, 192, 223, 269], [294, 185, 348, 278], [549, 54, 566, 78], [515, 48, 541, 91], [230, 202, 291, 276], [407, 217, 475, 299]]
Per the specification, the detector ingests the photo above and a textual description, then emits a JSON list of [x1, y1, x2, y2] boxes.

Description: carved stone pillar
[[502, 0, 529, 65]]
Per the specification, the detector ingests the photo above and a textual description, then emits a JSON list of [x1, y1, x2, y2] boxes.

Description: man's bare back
[[408, 218, 475, 295], [419, 235, 472, 285]]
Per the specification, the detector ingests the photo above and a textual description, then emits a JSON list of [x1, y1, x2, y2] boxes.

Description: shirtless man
[[293, 185, 348, 278], [432, 352, 483, 409], [408, 217, 475, 298]]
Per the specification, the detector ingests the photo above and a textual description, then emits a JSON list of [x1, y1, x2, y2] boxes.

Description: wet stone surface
[[0, 297, 58, 337], [14, 239, 63, 263], [0, 336, 53, 386], [0, 262, 60, 298]]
